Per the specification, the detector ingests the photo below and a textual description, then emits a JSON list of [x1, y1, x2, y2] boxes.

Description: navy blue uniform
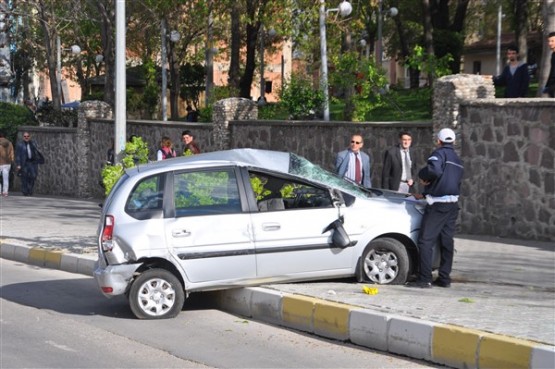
[[416, 144, 463, 285]]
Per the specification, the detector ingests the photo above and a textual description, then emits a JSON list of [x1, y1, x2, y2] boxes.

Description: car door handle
[[262, 223, 281, 231], [172, 229, 191, 237]]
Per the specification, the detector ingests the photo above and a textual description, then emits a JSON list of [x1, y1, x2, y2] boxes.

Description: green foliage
[[198, 105, 213, 123], [101, 136, 150, 196], [175, 172, 230, 207], [330, 52, 389, 122], [179, 63, 205, 110], [0, 102, 38, 142], [257, 103, 288, 120], [34, 100, 78, 127], [142, 59, 160, 118], [363, 87, 432, 121], [249, 176, 271, 200], [407, 45, 454, 82], [279, 74, 324, 120]]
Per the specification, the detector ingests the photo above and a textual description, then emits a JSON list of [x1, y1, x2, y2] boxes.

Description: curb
[[209, 287, 555, 369], [2, 242, 554, 369]]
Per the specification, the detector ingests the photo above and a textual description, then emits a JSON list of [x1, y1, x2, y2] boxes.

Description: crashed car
[[94, 148, 436, 319]]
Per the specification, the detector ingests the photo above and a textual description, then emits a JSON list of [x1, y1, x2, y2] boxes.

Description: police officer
[[406, 128, 464, 288]]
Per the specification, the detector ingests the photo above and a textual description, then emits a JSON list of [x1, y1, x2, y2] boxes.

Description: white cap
[[437, 128, 455, 143]]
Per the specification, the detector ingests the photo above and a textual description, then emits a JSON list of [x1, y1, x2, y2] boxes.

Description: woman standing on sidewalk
[[0, 131, 15, 197]]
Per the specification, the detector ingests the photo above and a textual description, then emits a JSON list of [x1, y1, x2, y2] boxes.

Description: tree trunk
[[422, 0, 435, 86], [228, 2, 241, 94], [514, 0, 529, 63], [96, 0, 115, 108], [239, 22, 258, 99]]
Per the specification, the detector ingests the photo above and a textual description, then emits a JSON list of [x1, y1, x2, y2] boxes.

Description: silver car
[[94, 149, 433, 319]]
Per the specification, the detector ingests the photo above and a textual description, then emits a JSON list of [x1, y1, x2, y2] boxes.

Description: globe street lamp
[[319, 0, 352, 121]]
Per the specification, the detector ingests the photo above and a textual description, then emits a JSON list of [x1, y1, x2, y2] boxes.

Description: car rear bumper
[[94, 260, 142, 297]]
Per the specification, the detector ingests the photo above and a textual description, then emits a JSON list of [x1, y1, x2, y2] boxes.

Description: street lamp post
[[376, 0, 398, 68], [115, 0, 126, 163], [56, 36, 81, 104], [319, 0, 352, 121]]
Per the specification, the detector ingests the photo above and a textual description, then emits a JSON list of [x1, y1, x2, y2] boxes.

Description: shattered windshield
[[288, 153, 371, 198]]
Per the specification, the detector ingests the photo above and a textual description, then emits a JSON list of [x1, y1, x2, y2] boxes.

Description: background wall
[[14, 76, 555, 242]]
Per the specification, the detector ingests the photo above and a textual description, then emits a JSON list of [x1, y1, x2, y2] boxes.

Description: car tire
[[128, 268, 185, 319], [361, 238, 409, 285]]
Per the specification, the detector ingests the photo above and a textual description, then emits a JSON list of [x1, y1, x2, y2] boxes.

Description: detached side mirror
[[322, 217, 352, 249]]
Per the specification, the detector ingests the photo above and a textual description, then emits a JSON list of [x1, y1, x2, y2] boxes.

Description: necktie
[[27, 143, 32, 159], [404, 151, 412, 181], [355, 154, 362, 184]]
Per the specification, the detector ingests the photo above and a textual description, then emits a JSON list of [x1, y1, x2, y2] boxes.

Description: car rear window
[[125, 174, 165, 219]]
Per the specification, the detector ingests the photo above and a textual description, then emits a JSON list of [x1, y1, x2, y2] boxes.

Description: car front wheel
[[128, 269, 185, 319], [361, 238, 409, 285]]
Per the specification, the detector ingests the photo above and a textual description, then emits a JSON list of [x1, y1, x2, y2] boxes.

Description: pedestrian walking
[[406, 128, 463, 289], [381, 131, 417, 193], [15, 132, 43, 196], [0, 131, 15, 197], [335, 133, 372, 188]]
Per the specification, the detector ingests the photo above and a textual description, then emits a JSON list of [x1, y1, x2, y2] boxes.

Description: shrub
[[101, 136, 150, 195], [0, 102, 38, 142], [279, 74, 324, 120]]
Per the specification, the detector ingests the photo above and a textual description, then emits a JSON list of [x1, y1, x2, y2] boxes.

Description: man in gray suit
[[381, 131, 417, 193], [335, 133, 371, 188]]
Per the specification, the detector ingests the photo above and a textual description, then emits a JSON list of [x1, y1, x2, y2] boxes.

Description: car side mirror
[[322, 217, 352, 249]]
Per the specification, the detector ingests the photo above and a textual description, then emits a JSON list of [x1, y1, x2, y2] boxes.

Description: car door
[[247, 170, 353, 278], [165, 167, 256, 284]]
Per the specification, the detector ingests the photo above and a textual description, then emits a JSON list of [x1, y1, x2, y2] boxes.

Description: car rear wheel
[[129, 269, 185, 319], [361, 238, 409, 285]]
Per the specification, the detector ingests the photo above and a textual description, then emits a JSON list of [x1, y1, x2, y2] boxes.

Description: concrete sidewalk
[[1, 194, 554, 369]]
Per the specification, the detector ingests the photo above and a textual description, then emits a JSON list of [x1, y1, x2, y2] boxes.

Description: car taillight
[[101, 215, 115, 251]]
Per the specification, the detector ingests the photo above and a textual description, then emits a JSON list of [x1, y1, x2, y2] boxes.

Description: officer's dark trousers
[[416, 202, 459, 283]]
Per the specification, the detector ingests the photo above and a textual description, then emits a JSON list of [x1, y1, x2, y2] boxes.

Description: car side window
[[249, 172, 333, 212], [125, 175, 164, 219], [173, 169, 242, 217]]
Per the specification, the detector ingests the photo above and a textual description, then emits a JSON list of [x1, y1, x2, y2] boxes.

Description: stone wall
[[15, 83, 555, 241], [459, 98, 554, 240]]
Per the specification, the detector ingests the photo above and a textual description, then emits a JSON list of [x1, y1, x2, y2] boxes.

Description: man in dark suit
[[381, 131, 417, 193], [335, 133, 372, 188]]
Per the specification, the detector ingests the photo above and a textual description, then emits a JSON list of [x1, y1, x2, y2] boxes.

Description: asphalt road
[[0, 258, 440, 369]]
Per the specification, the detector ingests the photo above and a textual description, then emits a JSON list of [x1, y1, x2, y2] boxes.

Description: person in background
[[406, 128, 463, 289], [493, 44, 530, 98], [0, 131, 15, 197], [157, 136, 176, 161], [182, 130, 201, 155], [381, 131, 417, 193], [335, 133, 372, 188], [543, 32, 555, 97], [15, 132, 40, 196]]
